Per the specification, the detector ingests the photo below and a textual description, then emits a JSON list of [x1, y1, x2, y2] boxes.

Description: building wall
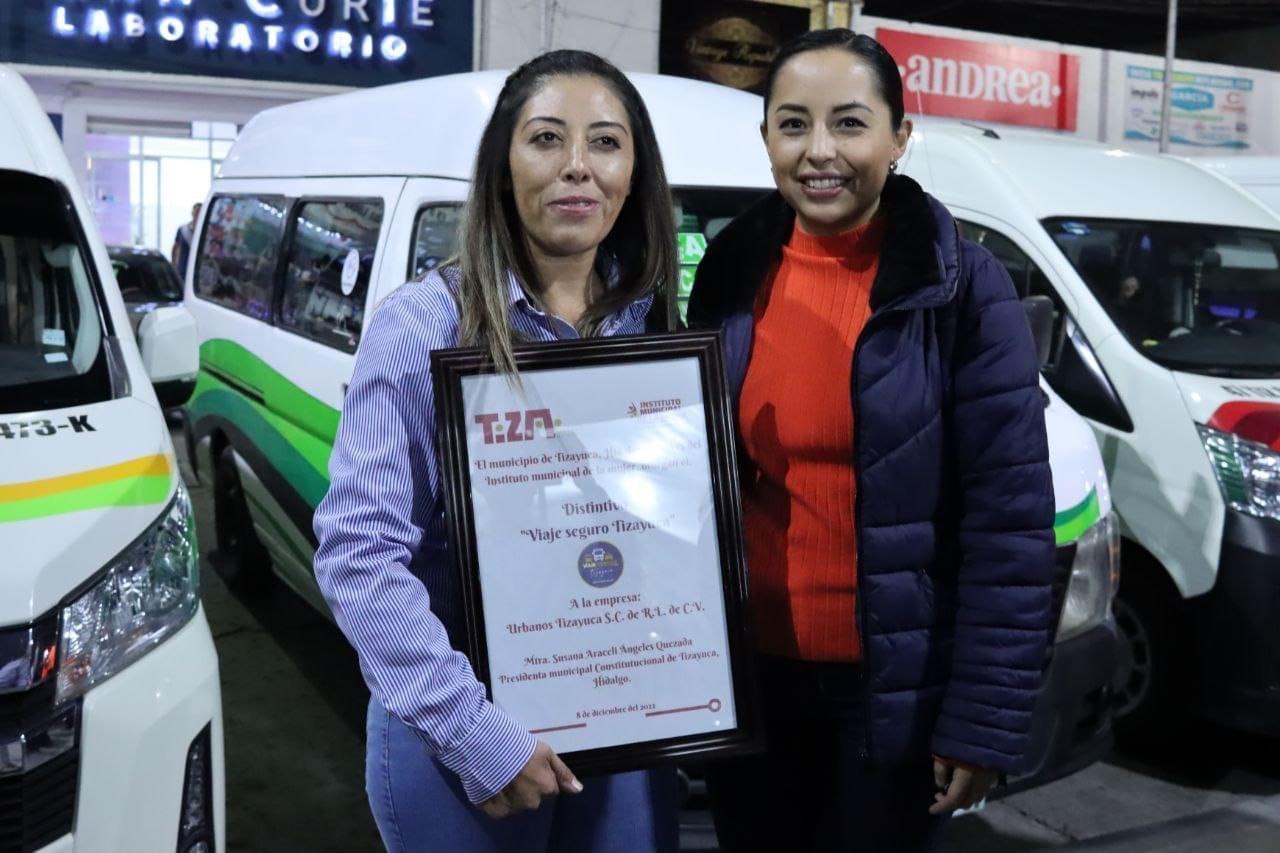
[[479, 0, 661, 71]]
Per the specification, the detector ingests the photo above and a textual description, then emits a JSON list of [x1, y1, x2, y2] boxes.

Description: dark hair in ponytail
[[763, 29, 906, 130]]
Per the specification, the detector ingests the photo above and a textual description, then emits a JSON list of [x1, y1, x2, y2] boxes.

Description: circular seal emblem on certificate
[[578, 541, 624, 588]]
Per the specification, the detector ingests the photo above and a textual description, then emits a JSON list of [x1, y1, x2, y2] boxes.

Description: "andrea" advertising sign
[[876, 28, 1080, 132]]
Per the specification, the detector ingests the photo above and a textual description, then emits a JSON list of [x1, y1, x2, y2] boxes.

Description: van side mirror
[[1022, 295, 1054, 369], [137, 305, 198, 408]]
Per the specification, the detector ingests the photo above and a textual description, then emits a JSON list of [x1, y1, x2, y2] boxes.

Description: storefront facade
[[4, 1, 1277, 255], [1, 0, 475, 252]]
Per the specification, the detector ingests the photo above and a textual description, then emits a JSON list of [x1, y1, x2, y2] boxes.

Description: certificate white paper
[[460, 357, 738, 754]]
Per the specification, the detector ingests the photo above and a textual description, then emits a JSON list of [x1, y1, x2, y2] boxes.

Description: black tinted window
[[0, 169, 112, 413], [1045, 218, 1280, 376], [409, 205, 462, 279], [194, 195, 286, 322], [111, 253, 183, 302], [673, 188, 769, 324], [279, 200, 383, 353]]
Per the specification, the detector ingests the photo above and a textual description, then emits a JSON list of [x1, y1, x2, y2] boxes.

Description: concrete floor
[[181, 432, 1280, 852]]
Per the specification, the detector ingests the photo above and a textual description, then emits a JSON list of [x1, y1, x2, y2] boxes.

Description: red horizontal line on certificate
[[645, 698, 722, 718], [528, 723, 588, 734]]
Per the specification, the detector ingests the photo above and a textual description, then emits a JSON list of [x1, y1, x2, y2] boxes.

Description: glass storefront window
[[84, 120, 239, 258]]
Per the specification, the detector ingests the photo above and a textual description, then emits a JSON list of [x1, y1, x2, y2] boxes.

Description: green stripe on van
[[187, 340, 340, 509], [187, 383, 332, 508], [0, 475, 171, 523], [1054, 488, 1101, 546], [199, 338, 340, 447]]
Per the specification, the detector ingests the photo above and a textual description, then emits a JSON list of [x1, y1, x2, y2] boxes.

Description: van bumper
[[1000, 621, 1117, 795], [40, 607, 224, 853], [1193, 510, 1280, 736]]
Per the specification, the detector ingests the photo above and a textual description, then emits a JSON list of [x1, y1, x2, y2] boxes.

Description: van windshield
[[1045, 217, 1280, 378], [0, 170, 113, 414]]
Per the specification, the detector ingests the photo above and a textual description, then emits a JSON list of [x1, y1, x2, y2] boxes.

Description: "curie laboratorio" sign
[[0, 1, 473, 87]]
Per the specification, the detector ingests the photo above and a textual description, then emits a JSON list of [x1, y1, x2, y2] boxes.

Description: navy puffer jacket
[[688, 174, 1056, 773]]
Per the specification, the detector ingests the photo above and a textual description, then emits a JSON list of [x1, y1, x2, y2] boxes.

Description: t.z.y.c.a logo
[[474, 409, 561, 445]]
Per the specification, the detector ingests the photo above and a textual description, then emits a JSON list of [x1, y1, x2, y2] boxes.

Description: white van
[[900, 123, 1280, 740], [186, 70, 1117, 789], [0, 67, 223, 851], [1193, 156, 1280, 216]]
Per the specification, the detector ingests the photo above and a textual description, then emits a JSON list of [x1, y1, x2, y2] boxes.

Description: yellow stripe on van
[[0, 455, 172, 523]]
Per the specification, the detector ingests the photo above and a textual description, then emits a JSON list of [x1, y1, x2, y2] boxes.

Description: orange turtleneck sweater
[[738, 215, 885, 663]]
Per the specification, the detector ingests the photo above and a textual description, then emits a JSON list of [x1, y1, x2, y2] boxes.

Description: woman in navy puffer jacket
[[688, 30, 1056, 852]]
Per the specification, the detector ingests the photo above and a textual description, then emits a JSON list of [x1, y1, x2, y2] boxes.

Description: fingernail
[[571, 778, 584, 792]]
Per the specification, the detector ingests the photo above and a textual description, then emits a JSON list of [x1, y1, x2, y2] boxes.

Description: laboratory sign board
[[876, 28, 1080, 132], [0, 1, 472, 88]]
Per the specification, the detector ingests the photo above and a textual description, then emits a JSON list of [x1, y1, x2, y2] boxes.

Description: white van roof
[[1190, 156, 1280, 184], [220, 70, 774, 190], [904, 121, 1280, 230], [0, 65, 74, 183]]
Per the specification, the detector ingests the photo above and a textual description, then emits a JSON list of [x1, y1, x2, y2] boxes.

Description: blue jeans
[[707, 656, 948, 853], [366, 699, 680, 852]]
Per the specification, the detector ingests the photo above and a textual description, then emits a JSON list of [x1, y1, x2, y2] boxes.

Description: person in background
[[171, 202, 201, 277], [312, 50, 679, 852], [688, 28, 1056, 852]]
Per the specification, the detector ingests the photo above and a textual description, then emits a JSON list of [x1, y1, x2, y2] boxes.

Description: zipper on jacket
[[850, 314, 876, 766], [850, 286, 953, 766]]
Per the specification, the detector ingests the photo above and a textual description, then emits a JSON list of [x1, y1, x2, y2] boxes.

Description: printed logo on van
[[876, 28, 1080, 132], [474, 409, 560, 445]]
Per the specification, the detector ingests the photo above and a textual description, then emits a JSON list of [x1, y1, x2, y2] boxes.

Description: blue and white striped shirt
[[313, 265, 653, 804]]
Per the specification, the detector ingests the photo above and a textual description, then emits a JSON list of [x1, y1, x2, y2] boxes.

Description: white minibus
[[186, 70, 1117, 790], [0, 66, 223, 851], [901, 123, 1280, 740], [1194, 156, 1280, 215]]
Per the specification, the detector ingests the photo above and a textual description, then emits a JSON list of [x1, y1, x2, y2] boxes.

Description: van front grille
[[0, 616, 78, 853], [0, 747, 78, 853]]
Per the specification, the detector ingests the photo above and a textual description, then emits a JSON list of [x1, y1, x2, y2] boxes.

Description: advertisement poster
[[876, 28, 1080, 131], [1124, 65, 1253, 150]]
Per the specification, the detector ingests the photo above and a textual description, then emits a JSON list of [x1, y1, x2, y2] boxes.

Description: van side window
[[957, 220, 1067, 369], [279, 199, 384, 354], [409, 205, 462, 280], [194, 195, 287, 322]]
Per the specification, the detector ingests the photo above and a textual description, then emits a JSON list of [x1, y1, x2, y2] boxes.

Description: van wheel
[[1111, 567, 1188, 748], [213, 446, 272, 594]]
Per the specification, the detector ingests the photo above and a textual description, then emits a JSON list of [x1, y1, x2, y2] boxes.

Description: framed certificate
[[432, 331, 760, 775]]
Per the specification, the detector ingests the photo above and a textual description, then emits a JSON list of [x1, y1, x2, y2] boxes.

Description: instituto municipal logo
[[578, 542, 624, 588], [626, 399, 683, 418]]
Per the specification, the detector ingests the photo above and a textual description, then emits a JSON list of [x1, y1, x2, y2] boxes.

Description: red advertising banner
[[876, 29, 1080, 131]]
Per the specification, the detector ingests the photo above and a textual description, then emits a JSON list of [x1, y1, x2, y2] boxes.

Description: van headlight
[[1198, 424, 1280, 520], [56, 487, 200, 704], [1056, 512, 1120, 643]]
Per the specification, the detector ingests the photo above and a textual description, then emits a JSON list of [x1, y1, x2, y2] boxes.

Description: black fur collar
[[688, 174, 955, 324]]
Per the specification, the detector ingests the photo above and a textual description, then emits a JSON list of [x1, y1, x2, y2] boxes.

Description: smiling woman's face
[[509, 74, 635, 260], [763, 48, 911, 235]]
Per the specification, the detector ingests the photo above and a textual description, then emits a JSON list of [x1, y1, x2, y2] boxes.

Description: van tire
[[213, 446, 272, 594], [1111, 564, 1189, 748]]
